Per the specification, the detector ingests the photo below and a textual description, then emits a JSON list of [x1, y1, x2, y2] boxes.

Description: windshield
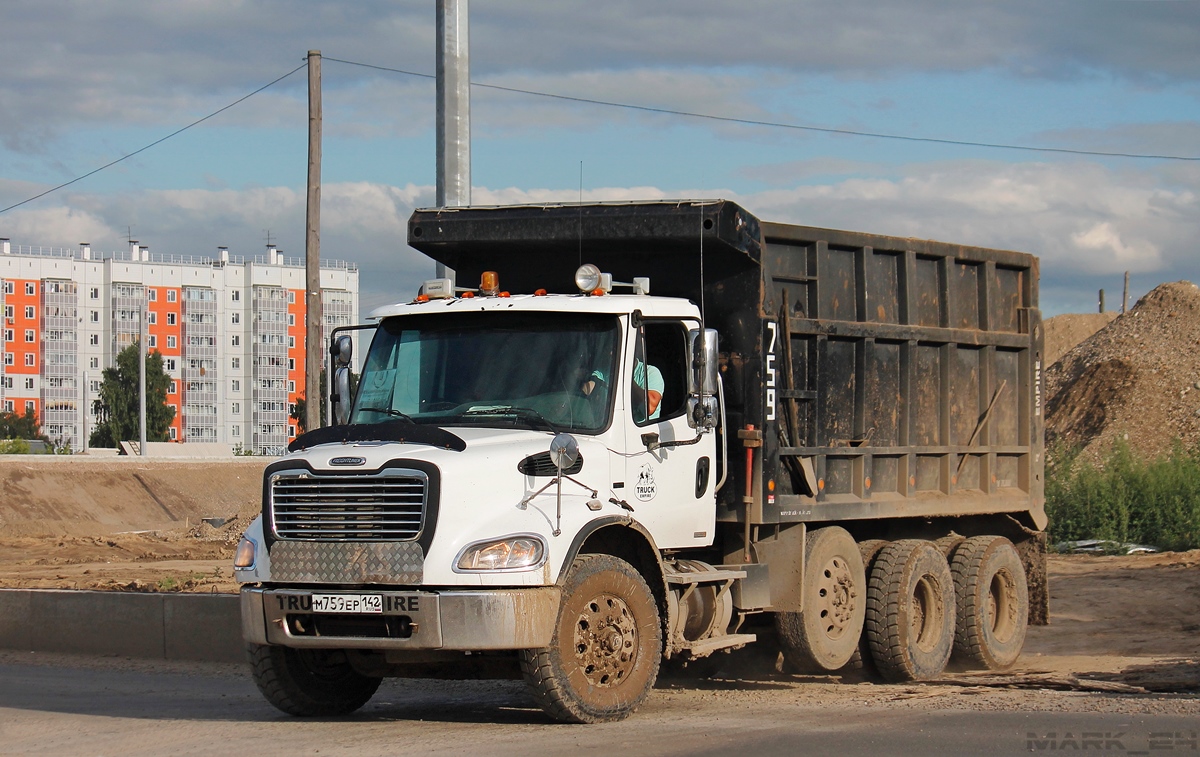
[[351, 311, 620, 433]]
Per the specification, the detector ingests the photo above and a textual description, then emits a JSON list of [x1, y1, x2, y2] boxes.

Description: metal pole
[[1122, 271, 1129, 314], [1098, 289, 1105, 314], [436, 0, 470, 285], [139, 305, 147, 455], [305, 49, 324, 433]]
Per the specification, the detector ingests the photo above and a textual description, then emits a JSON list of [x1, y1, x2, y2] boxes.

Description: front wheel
[[520, 554, 662, 723], [248, 643, 381, 716]]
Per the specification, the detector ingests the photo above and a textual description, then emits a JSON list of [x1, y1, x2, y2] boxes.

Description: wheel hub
[[816, 556, 858, 639], [573, 594, 638, 687]]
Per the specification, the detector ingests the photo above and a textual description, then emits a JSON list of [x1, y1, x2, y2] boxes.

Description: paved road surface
[[0, 652, 1195, 756]]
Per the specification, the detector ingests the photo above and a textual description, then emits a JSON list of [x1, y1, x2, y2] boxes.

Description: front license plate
[[311, 593, 383, 614]]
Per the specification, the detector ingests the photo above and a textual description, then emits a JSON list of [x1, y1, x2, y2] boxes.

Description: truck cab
[[237, 263, 736, 723]]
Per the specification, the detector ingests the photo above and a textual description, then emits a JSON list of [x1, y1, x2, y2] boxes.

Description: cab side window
[[634, 321, 688, 425]]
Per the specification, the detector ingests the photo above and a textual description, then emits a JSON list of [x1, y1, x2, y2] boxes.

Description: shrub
[[1046, 439, 1200, 552]]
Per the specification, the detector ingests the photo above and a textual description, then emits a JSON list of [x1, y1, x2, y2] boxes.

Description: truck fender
[[557, 515, 669, 622]]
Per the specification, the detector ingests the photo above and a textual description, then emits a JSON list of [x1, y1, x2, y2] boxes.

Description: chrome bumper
[[241, 586, 561, 650]]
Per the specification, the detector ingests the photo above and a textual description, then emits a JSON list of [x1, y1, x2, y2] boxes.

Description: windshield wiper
[[357, 407, 415, 423], [460, 406, 558, 434]]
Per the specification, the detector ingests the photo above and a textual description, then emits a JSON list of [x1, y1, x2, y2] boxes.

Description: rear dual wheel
[[951, 536, 1029, 670], [865, 540, 956, 682], [776, 526, 867, 672]]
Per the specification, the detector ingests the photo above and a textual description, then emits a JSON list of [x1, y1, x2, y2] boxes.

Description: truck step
[[664, 568, 747, 585], [678, 633, 758, 659]]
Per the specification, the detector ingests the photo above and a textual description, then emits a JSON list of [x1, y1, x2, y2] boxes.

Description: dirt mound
[[0, 457, 268, 538], [1045, 281, 1200, 459], [1044, 312, 1117, 366]]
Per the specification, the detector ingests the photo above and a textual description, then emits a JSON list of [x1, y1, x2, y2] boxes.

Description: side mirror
[[688, 328, 719, 396], [331, 334, 353, 368], [549, 433, 579, 471], [687, 328, 720, 430], [332, 366, 352, 426]]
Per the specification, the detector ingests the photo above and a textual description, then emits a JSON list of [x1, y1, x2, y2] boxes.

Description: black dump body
[[408, 200, 1045, 533]]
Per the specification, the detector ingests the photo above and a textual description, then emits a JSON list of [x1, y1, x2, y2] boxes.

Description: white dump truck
[[235, 200, 1047, 723]]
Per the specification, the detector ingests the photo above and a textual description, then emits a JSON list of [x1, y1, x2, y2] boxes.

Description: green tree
[[89, 341, 175, 448], [0, 408, 46, 441]]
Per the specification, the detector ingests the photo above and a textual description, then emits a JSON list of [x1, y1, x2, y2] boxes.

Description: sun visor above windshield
[[406, 200, 762, 301]]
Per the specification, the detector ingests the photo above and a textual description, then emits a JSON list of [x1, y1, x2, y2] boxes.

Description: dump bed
[[407, 200, 1045, 532]]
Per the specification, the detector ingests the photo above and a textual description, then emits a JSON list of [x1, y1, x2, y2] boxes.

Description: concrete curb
[[0, 589, 243, 663]]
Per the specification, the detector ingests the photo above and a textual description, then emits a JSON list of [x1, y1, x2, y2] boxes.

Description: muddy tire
[[951, 535, 1029, 670], [248, 643, 381, 716], [865, 540, 955, 682], [843, 539, 888, 673], [520, 554, 661, 723], [776, 526, 866, 672]]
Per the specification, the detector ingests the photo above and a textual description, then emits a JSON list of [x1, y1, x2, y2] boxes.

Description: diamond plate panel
[[270, 541, 424, 584]]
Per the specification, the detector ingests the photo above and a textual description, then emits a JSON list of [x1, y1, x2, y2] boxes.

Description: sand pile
[[1043, 312, 1117, 366], [1045, 281, 1200, 460]]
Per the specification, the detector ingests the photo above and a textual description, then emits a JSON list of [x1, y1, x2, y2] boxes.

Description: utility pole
[[1122, 271, 1130, 314], [305, 50, 324, 433], [139, 305, 147, 456], [436, 0, 470, 285]]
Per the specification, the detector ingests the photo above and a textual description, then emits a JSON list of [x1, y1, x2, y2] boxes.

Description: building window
[[25, 377, 34, 390], [148, 312, 157, 325], [167, 312, 176, 326], [165, 358, 176, 371], [169, 427, 177, 440], [288, 313, 296, 326], [89, 357, 99, 369], [24, 306, 34, 319], [149, 288, 157, 302], [90, 380, 100, 393], [232, 290, 240, 302], [1, 377, 9, 389], [231, 357, 240, 370], [25, 353, 35, 367], [288, 336, 295, 348], [169, 381, 177, 395], [2, 400, 12, 413], [90, 310, 99, 323], [232, 425, 240, 437], [88, 334, 98, 346], [232, 379, 240, 392], [25, 283, 35, 296], [231, 312, 240, 325], [232, 402, 240, 414], [2, 282, 12, 295], [167, 290, 176, 303], [90, 287, 99, 299], [149, 335, 157, 348], [3, 329, 11, 342], [289, 425, 296, 437], [231, 335, 240, 347], [25, 400, 34, 413], [3, 353, 12, 366], [4, 305, 12, 319], [287, 290, 295, 304], [24, 329, 34, 342], [288, 380, 296, 393], [167, 335, 176, 349], [288, 358, 295, 371]]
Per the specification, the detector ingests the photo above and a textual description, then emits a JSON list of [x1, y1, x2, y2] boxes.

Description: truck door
[[623, 320, 716, 548]]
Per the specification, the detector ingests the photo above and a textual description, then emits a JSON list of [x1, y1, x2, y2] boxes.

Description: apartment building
[[0, 238, 359, 455]]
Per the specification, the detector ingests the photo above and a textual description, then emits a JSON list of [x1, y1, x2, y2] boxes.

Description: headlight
[[456, 535, 546, 572], [233, 537, 257, 569]]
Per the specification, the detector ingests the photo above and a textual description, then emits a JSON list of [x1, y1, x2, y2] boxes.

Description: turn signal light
[[233, 537, 257, 569]]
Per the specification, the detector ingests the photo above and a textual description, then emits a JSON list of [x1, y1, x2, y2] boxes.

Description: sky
[[1, 0, 1198, 318]]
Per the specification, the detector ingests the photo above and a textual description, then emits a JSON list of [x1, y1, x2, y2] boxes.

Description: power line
[[325, 56, 1200, 163], [0, 62, 308, 216]]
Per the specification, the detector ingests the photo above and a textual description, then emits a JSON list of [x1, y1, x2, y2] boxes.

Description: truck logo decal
[[635, 464, 657, 502], [765, 321, 778, 422], [330, 456, 367, 466]]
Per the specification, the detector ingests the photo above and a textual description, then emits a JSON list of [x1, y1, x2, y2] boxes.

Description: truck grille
[[270, 469, 428, 541]]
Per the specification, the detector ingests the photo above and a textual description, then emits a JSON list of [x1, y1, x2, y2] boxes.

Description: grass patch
[[1046, 439, 1200, 552]]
